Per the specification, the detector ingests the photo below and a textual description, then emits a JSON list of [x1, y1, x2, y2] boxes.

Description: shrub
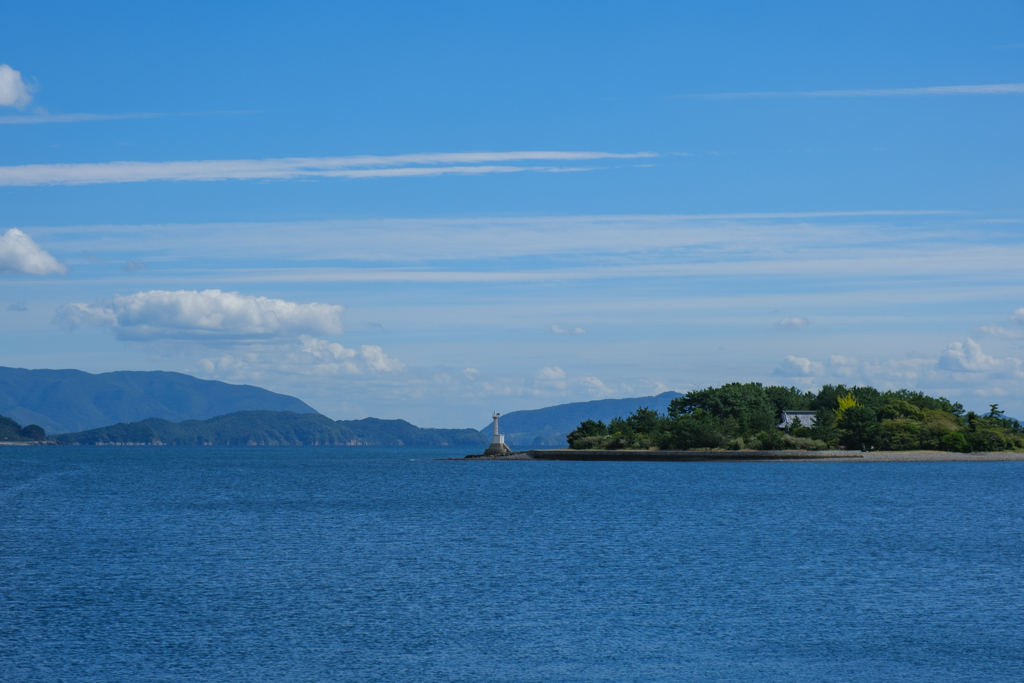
[[881, 419, 922, 450], [782, 434, 828, 451], [567, 419, 608, 449], [939, 432, 971, 453], [967, 430, 1006, 453], [666, 412, 725, 450], [753, 429, 788, 451]]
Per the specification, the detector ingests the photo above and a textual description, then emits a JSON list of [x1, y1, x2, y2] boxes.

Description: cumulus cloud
[[56, 289, 344, 339], [580, 375, 614, 396], [828, 355, 859, 377], [360, 345, 404, 372], [775, 316, 809, 328], [0, 150, 656, 187], [0, 65, 32, 108], [535, 366, 567, 382], [938, 338, 1022, 376], [0, 229, 66, 275], [1013, 308, 1024, 325], [301, 336, 403, 373], [774, 355, 824, 377], [978, 324, 1024, 340], [7, 302, 28, 312], [551, 324, 587, 335], [532, 366, 569, 391], [860, 357, 935, 384]]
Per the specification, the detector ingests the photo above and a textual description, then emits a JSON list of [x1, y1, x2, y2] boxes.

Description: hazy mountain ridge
[[0, 367, 319, 434], [482, 392, 684, 447], [54, 410, 489, 447]]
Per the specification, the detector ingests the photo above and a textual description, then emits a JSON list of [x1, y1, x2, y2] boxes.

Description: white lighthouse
[[483, 411, 512, 456]]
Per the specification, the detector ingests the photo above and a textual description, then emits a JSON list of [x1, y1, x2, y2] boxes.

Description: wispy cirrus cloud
[[0, 150, 655, 187], [681, 83, 1024, 100], [0, 110, 257, 125]]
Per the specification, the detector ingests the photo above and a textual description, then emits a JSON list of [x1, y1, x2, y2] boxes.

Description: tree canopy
[[566, 383, 1019, 453]]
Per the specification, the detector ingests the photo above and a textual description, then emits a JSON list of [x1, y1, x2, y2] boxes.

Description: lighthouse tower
[[483, 411, 512, 456]]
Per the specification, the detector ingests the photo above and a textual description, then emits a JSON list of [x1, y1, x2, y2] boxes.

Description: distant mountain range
[[0, 367, 318, 434], [481, 391, 683, 447], [1, 364, 684, 449], [54, 411, 489, 447]]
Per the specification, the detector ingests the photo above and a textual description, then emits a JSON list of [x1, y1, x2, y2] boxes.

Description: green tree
[[566, 419, 608, 448], [625, 407, 662, 434], [837, 405, 882, 450], [669, 383, 776, 434], [765, 385, 812, 420], [665, 410, 724, 450]]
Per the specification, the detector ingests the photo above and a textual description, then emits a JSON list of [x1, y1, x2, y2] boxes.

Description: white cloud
[[360, 345, 404, 372], [301, 335, 357, 361], [938, 338, 1023, 376], [686, 83, 1024, 100], [978, 324, 1024, 340], [56, 289, 344, 339], [535, 366, 567, 381], [0, 229, 66, 275], [551, 324, 587, 335], [828, 355, 859, 377], [533, 366, 569, 391], [0, 112, 162, 125], [580, 376, 615, 396], [859, 357, 935, 384], [0, 150, 656, 187], [1012, 308, 1024, 325], [775, 355, 824, 377], [774, 316, 809, 328], [300, 336, 403, 373], [0, 65, 32, 108], [0, 111, 254, 125]]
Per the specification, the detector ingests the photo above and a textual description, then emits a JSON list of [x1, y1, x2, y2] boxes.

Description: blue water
[[2, 448, 1023, 682]]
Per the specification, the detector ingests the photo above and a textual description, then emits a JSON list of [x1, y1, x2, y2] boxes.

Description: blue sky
[[3, 1, 1024, 427]]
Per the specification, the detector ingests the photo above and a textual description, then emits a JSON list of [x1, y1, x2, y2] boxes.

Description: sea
[[2, 446, 1023, 682]]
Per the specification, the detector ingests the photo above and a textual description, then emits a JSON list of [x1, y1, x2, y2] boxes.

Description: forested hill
[[481, 392, 683, 447], [0, 367, 318, 434], [0, 414, 47, 442], [54, 411, 489, 447]]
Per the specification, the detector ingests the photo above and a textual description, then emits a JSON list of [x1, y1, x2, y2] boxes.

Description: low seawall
[[526, 449, 860, 461], [461, 449, 1024, 462]]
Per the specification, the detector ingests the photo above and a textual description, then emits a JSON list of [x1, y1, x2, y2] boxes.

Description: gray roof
[[778, 410, 817, 429]]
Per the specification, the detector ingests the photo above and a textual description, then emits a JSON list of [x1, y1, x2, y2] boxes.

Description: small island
[[558, 382, 1023, 454], [0, 414, 53, 445], [466, 382, 1024, 461]]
